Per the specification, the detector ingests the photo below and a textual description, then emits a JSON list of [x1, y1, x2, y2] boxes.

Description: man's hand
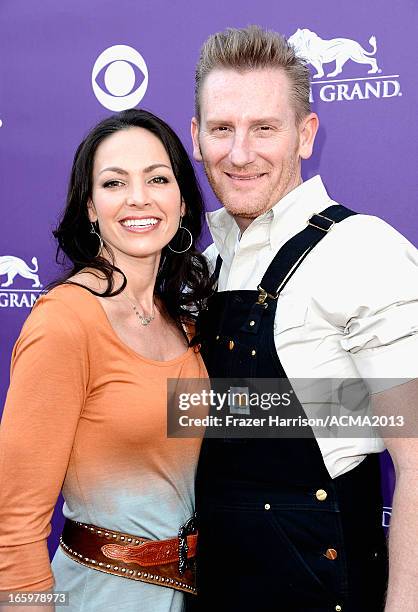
[[372, 379, 418, 611]]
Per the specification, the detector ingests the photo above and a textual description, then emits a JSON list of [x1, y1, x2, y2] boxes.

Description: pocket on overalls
[[202, 499, 348, 606], [267, 504, 349, 603]]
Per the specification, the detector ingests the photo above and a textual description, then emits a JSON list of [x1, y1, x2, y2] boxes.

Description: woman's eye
[[149, 176, 169, 184], [103, 180, 124, 188]]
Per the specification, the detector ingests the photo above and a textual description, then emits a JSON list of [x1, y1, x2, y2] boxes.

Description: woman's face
[[88, 127, 185, 262]]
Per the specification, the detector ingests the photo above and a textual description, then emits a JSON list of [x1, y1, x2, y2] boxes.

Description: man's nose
[[228, 133, 256, 167]]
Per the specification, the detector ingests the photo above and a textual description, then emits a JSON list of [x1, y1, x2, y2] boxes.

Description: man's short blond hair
[[195, 25, 311, 125]]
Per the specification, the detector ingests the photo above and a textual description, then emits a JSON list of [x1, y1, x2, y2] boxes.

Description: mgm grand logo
[[288, 29, 402, 103], [0, 255, 43, 308]]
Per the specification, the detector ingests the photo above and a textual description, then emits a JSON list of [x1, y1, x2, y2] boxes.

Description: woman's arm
[[0, 291, 89, 594]]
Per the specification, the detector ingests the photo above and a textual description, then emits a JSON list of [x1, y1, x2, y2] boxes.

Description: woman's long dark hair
[[51, 108, 213, 325]]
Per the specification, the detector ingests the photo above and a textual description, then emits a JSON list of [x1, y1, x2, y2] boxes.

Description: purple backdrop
[[1, 0, 416, 555]]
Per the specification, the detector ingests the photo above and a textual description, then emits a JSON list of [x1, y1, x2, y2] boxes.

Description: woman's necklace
[[123, 294, 155, 326]]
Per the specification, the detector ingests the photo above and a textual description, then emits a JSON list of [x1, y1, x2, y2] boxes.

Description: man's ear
[[191, 117, 203, 162], [87, 199, 97, 223], [298, 112, 319, 160]]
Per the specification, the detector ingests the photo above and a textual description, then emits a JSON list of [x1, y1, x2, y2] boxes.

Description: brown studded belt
[[59, 518, 197, 594]]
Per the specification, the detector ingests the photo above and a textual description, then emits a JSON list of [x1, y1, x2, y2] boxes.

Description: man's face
[[191, 68, 318, 227]]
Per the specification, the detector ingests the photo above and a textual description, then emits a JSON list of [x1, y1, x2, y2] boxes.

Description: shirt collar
[[206, 175, 333, 259]]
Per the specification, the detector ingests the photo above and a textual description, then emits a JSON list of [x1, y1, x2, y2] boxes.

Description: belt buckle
[[178, 513, 197, 575]]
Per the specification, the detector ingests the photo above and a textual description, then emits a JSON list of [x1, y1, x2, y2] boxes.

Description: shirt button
[[228, 340, 235, 350], [249, 320, 256, 327], [335, 606, 342, 612], [264, 503, 271, 510], [251, 349, 257, 356], [315, 489, 327, 501], [325, 548, 338, 560]]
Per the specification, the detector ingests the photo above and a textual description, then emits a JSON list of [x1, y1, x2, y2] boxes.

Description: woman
[[0, 109, 212, 611]]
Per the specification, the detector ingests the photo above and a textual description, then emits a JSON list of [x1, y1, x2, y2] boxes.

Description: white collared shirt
[[204, 175, 418, 478]]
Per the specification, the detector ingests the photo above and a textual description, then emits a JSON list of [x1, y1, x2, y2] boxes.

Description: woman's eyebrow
[[98, 163, 172, 176], [98, 166, 128, 176]]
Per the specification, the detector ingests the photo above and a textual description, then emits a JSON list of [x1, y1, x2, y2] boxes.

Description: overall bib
[[193, 206, 388, 612]]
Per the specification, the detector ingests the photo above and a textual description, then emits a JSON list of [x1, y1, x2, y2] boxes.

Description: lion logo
[[0, 255, 42, 288], [288, 28, 380, 79]]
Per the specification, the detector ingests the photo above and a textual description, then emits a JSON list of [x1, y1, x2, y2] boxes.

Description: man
[[189, 26, 418, 612]]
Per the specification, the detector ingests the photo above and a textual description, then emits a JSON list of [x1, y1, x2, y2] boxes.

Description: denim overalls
[[193, 205, 388, 612]]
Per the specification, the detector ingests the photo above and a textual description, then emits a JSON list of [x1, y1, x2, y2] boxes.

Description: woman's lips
[[119, 218, 161, 233]]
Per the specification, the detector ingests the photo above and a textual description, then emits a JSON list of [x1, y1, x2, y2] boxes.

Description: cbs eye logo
[[92, 45, 149, 111]]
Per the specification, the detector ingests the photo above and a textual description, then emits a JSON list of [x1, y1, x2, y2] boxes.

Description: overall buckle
[[307, 213, 335, 232], [257, 285, 278, 305]]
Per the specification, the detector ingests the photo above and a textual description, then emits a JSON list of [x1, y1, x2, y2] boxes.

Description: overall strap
[[257, 204, 357, 302], [210, 205, 356, 290], [212, 252, 223, 283]]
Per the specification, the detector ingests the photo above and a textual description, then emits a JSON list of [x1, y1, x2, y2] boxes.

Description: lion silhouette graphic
[[0, 255, 42, 288], [288, 28, 380, 78]]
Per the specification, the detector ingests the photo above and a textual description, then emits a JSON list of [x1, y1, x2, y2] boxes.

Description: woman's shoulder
[[38, 270, 107, 310], [28, 279, 103, 339], [10, 283, 97, 377], [36, 283, 94, 313]]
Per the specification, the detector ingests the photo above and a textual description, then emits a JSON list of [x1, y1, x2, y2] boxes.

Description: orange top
[[0, 284, 207, 592]]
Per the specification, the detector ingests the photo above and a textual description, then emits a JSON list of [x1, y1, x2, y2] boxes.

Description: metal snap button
[[264, 503, 271, 510], [315, 489, 327, 501], [325, 548, 338, 560], [249, 320, 255, 327], [228, 340, 234, 350]]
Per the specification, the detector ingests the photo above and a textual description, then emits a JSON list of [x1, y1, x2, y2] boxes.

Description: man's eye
[[103, 180, 124, 188], [149, 176, 169, 184], [213, 126, 230, 132], [259, 126, 272, 131]]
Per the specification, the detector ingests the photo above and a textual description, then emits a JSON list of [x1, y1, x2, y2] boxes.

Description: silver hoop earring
[[90, 222, 104, 257], [168, 217, 193, 254]]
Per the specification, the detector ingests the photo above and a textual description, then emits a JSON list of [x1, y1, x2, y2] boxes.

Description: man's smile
[[224, 172, 267, 182]]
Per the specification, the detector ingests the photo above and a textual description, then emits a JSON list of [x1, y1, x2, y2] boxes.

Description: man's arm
[[372, 379, 418, 611]]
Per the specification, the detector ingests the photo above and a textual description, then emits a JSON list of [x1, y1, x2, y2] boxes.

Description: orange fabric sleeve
[[0, 294, 89, 591]]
